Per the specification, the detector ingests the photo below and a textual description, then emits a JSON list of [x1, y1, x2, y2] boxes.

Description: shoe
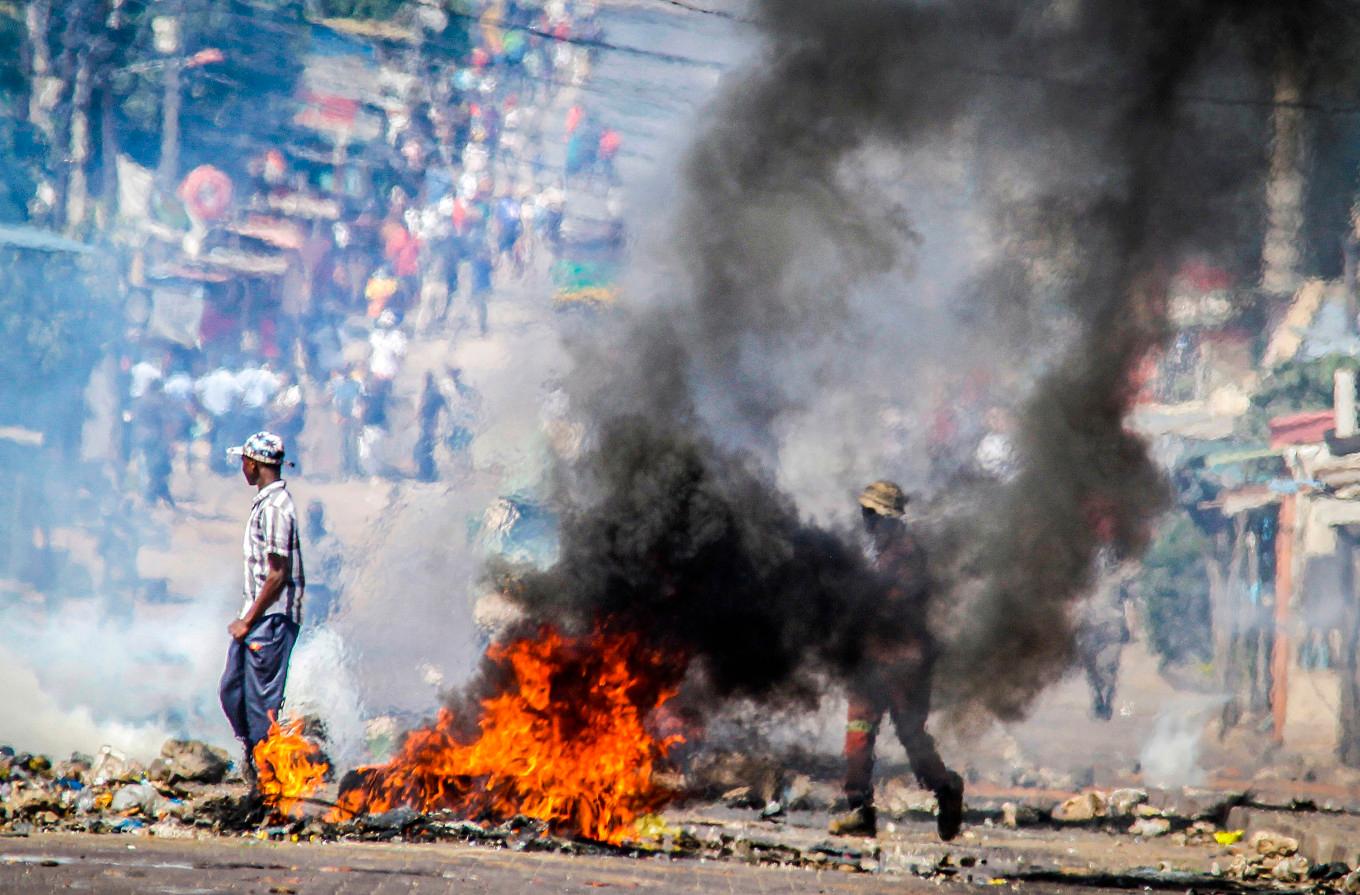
[[828, 804, 877, 837], [936, 771, 964, 841], [239, 744, 259, 788]]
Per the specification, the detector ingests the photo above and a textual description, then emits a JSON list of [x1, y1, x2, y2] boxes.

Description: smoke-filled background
[[7, 0, 1360, 786], [502, 0, 1360, 730]]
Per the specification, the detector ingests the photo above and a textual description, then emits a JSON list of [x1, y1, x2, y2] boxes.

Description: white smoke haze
[[1139, 694, 1226, 790], [0, 648, 170, 761], [284, 628, 368, 770], [0, 588, 238, 761], [337, 309, 574, 717]]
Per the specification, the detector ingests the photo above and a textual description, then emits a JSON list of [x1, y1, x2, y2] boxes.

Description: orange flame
[[328, 626, 683, 844], [253, 716, 329, 817]]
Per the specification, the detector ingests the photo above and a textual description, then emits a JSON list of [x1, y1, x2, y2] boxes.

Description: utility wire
[[106, 1, 1360, 116], [643, 0, 750, 22]]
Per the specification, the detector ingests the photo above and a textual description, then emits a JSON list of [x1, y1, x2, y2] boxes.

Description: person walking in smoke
[[1076, 552, 1134, 720], [830, 480, 964, 841], [1076, 502, 1136, 720], [218, 432, 305, 786]]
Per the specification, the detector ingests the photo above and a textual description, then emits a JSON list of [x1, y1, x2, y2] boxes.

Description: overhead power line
[[645, 0, 750, 22], [114, 1, 1360, 116]]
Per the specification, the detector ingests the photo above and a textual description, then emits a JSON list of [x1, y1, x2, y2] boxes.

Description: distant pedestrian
[[327, 369, 364, 478], [218, 431, 305, 787], [415, 372, 447, 482], [304, 500, 343, 623]]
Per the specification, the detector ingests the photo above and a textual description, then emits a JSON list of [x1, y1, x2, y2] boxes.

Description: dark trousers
[[219, 614, 300, 748], [844, 657, 952, 808]]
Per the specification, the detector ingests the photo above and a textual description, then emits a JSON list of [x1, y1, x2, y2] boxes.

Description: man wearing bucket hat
[[829, 480, 964, 841], [218, 431, 305, 786]]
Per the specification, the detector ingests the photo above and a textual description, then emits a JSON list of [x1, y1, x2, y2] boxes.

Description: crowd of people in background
[[113, 0, 618, 504]]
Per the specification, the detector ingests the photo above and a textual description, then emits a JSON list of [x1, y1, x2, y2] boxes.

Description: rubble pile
[[0, 739, 876, 871], [1212, 830, 1360, 890], [4, 737, 1360, 891], [0, 741, 256, 838]]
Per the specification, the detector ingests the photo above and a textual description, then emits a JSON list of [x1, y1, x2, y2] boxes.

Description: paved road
[[0, 832, 1065, 895]]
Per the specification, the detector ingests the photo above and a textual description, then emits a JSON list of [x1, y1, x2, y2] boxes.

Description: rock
[[159, 740, 230, 784], [721, 786, 759, 808], [1129, 817, 1171, 838], [1309, 862, 1351, 882], [1226, 854, 1256, 879], [650, 770, 685, 793], [1271, 855, 1310, 882], [997, 800, 1041, 828], [881, 778, 936, 816], [148, 820, 195, 839], [1133, 803, 1164, 818], [6, 783, 62, 817], [1341, 869, 1360, 893], [687, 751, 784, 803], [1250, 829, 1299, 857], [147, 758, 172, 783], [1154, 787, 1246, 822], [1106, 788, 1148, 817], [1052, 791, 1106, 823], [183, 791, 265, 830], [364, 806, 420, 832], [782, 774, 816, 810]]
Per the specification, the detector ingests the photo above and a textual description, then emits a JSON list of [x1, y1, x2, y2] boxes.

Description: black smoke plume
[[488, 0, 1360, 724]]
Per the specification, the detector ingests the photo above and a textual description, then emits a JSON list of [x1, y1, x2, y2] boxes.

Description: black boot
[[936, 771, 964, 841], [238, 741, 259, 789]]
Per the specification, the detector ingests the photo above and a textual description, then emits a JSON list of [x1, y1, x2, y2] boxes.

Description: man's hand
[[228, 619, 251, 641]]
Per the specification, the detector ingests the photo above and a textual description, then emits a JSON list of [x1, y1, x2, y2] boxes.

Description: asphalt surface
[[0, 832, 1059, 895], [0, 800, 1249, 895]]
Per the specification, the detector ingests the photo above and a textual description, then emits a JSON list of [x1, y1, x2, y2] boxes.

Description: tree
[[0, 243, 121, 451], [105, 1, 310, 182], [1138, 514, 1215, 668], [1242, 353, 1353, 439]]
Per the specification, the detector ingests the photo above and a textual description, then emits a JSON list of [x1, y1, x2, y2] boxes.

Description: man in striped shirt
[[218, 431, 305, 784]]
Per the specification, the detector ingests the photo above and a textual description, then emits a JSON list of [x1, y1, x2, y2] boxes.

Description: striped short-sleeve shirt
[[241, 480, 305, 624]]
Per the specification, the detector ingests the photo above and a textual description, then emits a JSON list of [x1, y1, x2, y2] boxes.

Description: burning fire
[[329, 626, 684, 844], [253, 716, 329, 817]]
